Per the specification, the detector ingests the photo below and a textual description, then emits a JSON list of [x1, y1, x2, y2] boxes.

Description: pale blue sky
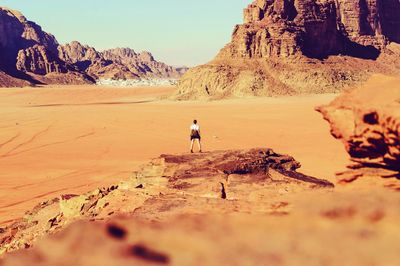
[[1, 0, 249, 66]]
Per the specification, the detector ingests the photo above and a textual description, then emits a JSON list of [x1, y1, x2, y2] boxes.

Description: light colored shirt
[[190, 124, 200, 131]]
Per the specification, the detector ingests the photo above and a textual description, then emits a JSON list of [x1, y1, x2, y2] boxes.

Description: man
[[190, 119, 202, 153]]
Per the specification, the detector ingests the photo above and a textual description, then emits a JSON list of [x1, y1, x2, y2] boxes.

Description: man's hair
[[193, 120, 197, 124]]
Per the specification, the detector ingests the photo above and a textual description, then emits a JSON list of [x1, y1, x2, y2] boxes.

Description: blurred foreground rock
[[317, 75, 400, 185]]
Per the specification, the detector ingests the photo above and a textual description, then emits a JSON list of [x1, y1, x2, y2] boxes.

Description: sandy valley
[[0, 86, 348, 225]]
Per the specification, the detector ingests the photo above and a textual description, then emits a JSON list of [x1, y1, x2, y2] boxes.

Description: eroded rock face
[[175, 0, 400, 99], [16, 45, 68, 75], [317, 75, 400, 181], [241, 0, 400, 57]]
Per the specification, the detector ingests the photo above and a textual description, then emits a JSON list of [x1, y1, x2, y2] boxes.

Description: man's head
[[193, 120, 197, 124]]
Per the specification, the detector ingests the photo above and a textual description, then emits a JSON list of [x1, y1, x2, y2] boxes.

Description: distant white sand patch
[[96, 79, 178, 87]]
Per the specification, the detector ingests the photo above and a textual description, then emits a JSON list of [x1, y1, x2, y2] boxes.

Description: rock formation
[[16, 45, 68, 75], [0, 7, 186, 87], [174, 0, 400, 99], [2, 149, 400, 265], [0, 148, 333, 255], [317, 75, 400, 183], [0, 7, 93, 86]]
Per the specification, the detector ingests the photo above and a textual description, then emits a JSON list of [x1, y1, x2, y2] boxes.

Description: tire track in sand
[[0, 133, 20, 150], [0, 130, 95, 158]]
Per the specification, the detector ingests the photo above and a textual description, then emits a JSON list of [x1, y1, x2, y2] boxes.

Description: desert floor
[[0, 85, 349, 224]]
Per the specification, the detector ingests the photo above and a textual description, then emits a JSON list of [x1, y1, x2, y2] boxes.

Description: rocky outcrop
[[0, 148, 333, 255], [2, 149, 400, 265], [57, 41, 102, 65], [58, 43, 188, 80], [0, 7, 92, 86], [175, 0, 400, 100], [16, 45, 68, 75], [317, 75, 400, 182]]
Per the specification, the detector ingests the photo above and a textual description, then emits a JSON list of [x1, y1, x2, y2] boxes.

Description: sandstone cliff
[[175, 0, 400, 99]]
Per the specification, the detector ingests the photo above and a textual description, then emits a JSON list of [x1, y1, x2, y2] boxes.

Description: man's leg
[[197, 139, 202, 152], [190, 139, 194, 153]]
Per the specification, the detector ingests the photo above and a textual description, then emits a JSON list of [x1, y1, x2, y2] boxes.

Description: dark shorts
[[190, 135, 201, 141]]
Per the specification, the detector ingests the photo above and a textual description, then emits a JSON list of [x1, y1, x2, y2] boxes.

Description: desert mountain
[[0, 7, 93, 87], [175, 0, 400, 99], [58, 42, 187, 80], [0, 7, 186, 87]]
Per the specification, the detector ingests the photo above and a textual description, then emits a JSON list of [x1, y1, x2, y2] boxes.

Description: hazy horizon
[[1, 0, 248, 67]]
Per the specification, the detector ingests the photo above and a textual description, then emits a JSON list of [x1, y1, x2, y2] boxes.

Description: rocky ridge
[[175, 0, 400, 99]]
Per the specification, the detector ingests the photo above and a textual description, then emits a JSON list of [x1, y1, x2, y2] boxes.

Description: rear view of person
[[190, 120, 202, 153]]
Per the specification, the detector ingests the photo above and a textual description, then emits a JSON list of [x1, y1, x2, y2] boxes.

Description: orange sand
[[0, 86, 349, 224]]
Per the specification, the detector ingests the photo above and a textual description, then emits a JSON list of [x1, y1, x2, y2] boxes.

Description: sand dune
[[0, 86, 348, 224]]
